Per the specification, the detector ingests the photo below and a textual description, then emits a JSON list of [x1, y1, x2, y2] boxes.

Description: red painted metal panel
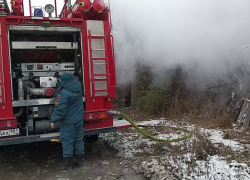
[[0, 24, 4, 107], [0, 18, 14, 118], [81, 20, 115, 130]]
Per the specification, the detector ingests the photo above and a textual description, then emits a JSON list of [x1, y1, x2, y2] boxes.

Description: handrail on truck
[[1, 0, 113, 31]]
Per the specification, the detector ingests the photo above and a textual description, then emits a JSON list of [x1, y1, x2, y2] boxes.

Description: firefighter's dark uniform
[[50, 73, 84, 170]]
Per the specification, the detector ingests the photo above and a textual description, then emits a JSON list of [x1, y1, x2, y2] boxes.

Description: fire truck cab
[[0, 0, 130, 146]]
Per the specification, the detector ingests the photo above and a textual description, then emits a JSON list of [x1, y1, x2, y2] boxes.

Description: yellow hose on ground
[[120, 113, 193, 143]]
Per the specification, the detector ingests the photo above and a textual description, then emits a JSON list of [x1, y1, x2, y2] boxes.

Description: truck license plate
[[0, 128, 20, 137]]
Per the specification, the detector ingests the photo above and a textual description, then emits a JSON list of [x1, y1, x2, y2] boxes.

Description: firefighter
[[50, 73, 84, 170]]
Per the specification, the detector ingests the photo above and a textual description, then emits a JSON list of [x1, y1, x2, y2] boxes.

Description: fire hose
[[51, 111, 193, 143], [109, 111, 193, 143]]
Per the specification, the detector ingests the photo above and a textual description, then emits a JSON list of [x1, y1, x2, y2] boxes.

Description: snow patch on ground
[[101, 119, 250, 179], [156, 133, 181, 140], [202, 128, 245, 151], [137, 119, 173, 126], [164, 154, 250, 180]]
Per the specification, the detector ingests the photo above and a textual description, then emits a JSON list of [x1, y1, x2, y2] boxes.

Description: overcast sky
[[19, 0, 250, 85]]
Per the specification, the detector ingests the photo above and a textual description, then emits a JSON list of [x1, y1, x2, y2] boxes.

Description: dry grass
[[189, 113, 233, 129], [116, 107, 158, 122], [118, 104, 233, 130], [169, 98, 234, 129]]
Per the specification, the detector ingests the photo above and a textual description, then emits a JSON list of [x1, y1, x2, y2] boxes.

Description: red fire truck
[[0, 0, 130, 146]]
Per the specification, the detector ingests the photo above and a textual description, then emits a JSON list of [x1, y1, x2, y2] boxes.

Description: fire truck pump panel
[[9, 30, 83, 135]]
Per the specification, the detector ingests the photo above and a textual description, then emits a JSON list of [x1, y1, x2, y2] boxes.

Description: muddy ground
[[0, 139, 145, 180]]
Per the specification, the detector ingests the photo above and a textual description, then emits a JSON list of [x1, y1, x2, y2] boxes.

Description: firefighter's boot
[[74, 154, 84, 168], [57, 157, 73, 171]]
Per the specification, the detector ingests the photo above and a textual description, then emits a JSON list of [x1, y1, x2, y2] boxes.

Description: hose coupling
[[108, 110, 121, 116]]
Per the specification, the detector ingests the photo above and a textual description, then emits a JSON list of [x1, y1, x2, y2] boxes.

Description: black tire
[[84, 134, 99, 142]]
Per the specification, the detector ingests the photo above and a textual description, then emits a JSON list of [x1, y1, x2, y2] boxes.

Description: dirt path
[[0, 140, 145, 180]]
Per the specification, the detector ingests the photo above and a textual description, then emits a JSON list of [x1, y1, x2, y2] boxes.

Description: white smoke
[[111, 0, 250, 85]]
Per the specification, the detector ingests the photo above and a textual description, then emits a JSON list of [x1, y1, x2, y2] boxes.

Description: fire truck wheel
[[84, 134, 99, 142]]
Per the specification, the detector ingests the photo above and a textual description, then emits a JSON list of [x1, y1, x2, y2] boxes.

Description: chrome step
[[93, 63, 107, 65], [94, 77, 108, 80], [92, 49, 106, 51], [0, 12, 7, 16]]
